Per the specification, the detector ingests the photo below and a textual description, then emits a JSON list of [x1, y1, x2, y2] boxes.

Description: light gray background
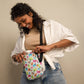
[[0, 0, 83, 84]]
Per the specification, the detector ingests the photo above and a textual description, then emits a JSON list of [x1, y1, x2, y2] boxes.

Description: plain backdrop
[[0, 0, 84, 84]]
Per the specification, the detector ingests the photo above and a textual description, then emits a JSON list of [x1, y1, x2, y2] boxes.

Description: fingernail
[[23, 58, 26, 60]]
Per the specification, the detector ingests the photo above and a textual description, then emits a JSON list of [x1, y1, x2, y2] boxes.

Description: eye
[[22, 20, 25, 23], [21, 19, 26, 23]]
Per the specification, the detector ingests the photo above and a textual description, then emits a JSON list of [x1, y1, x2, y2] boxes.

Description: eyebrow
[[20, 18, 25, 22], [16, 18, 25, 24]]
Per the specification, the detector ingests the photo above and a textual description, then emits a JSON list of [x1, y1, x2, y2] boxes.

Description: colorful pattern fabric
[[23, 52, 44, 80]]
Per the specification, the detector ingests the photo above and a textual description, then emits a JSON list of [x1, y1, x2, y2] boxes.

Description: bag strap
[[39, 22, 43, 62]]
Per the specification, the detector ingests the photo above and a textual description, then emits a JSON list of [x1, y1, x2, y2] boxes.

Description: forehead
[[14, 14, 27, 23]]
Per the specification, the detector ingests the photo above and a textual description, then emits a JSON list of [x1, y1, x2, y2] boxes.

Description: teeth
[[26, 24, 29, 27]]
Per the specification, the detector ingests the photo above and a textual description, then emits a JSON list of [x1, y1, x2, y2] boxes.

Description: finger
[[35, 45, 40, 49], [37, 46, 44, 52], [21, 55, 24, 59], [16, 55, 19, 62], [32, 50, 34, 52], [37, 48, 44, 53], [19, 56, 22, 63], [13, 55, 17, 62], [20, 54, 26, 61], [22, 51, 26, 55], [37, 48, 40, 51], [35, 50, 38, 53], [35, 47, 40, 53], [37, 49, 41, 53], [33, 47, 41, 53], [33, 48, 37, 53], [23, 57, 26, 61], [36, 46, 43, 49], [41, 50, 45, 53], [17, 55, 22, 63], [20, 54, 26, 62], [20, 54, 24, 61]]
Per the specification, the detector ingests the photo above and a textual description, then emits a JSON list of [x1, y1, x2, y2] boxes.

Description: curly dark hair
[[10, 3, 46, 34]]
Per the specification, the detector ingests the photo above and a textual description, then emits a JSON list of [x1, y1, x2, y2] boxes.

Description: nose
[[20, 23, 26, 27]]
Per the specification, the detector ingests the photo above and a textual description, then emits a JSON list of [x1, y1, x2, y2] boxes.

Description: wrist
[[48, 43, 57, 50]]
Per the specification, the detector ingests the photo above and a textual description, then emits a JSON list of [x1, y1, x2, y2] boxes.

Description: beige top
[[24, 27, 46, 50]]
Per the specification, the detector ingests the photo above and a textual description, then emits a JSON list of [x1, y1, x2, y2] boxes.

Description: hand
[[12, 51, 26, 63], [32, 45, 52, 53]]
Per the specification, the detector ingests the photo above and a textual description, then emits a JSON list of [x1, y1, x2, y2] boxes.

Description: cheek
[[30, 17, 33, 23], [26, 17, 33, 23]]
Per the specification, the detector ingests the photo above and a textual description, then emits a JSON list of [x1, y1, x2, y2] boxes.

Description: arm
[[49, 39, 75, 49], [33, 20, 79, 53], [11, 37, 26, 64], [33, 39, 75, 53]]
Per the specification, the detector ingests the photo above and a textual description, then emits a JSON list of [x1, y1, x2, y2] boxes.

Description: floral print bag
[[23, 51, 44, 80]]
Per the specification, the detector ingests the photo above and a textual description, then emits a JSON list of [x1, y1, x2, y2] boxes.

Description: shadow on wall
[[8, 60, 23, 84], [7, 39, 23, 84]]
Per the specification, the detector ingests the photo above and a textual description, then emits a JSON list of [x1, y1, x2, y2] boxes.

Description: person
[[10, 3, 79, 84]]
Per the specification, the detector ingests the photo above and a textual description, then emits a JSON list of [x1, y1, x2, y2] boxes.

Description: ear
[[28, 12, 33, 17]]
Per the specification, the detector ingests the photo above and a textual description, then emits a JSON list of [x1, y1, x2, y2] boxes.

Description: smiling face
[[14, 14, 33, 29]]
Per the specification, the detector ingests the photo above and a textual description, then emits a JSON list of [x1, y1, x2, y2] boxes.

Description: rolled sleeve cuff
[[63, 36, 79, 52]]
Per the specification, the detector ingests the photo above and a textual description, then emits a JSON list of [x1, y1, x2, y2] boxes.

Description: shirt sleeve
[[10, 37, 21, 65], [60, 22, 79, 52]]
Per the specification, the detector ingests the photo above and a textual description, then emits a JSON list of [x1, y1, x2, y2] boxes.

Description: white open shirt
[[11, 20, 79, 70]]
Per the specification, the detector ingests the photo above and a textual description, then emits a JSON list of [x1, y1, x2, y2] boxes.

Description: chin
[[28, 27, 32, 29], [28, 26, 33, 29]]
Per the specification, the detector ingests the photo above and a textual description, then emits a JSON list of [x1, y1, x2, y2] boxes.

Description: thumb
[[22, 51, 26, 55], [36, 46, 42, 49]]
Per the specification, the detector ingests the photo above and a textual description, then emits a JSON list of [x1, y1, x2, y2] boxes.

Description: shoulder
[[43, 19, 62, 27]]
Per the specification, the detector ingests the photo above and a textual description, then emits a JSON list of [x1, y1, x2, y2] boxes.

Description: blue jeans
[[20, 60, 67, 84]]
